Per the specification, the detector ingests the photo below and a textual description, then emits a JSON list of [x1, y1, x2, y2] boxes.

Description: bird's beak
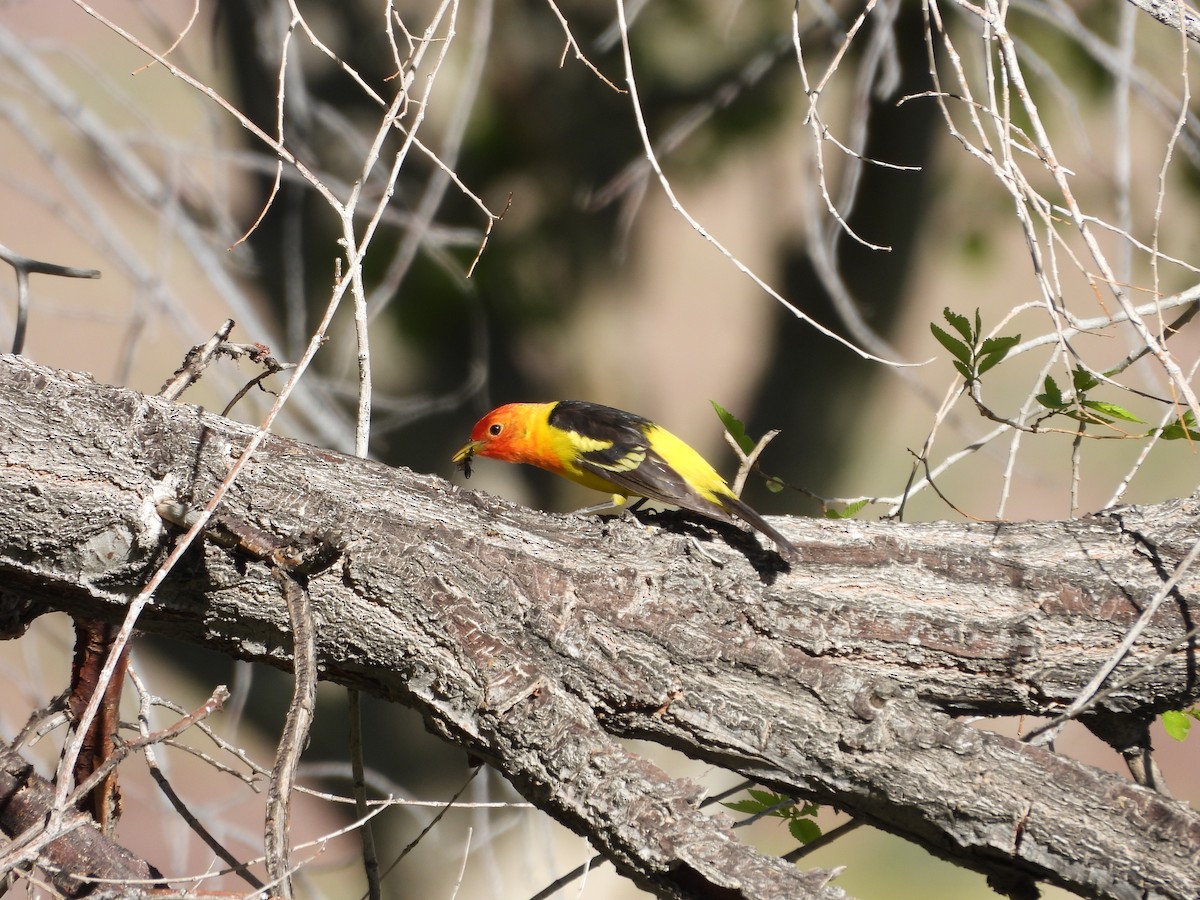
[[452, 439, 486, 477], [452, 440, 485, 464]]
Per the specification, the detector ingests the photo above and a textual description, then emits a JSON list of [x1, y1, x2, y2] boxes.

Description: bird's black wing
[[549, 401, 737, 522], [547, 401, 650, 467]]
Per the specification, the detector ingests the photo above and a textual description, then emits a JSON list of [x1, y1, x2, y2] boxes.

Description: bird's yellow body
[[453, 401, 796, 560]]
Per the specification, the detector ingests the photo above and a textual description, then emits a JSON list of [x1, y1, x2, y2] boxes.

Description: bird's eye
[[489, 423, 503, 436]]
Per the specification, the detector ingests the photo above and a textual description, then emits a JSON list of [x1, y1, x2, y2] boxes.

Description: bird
[[452, 400, 798, 561]]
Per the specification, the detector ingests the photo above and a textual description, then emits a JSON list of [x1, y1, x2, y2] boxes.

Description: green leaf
[[733, 789, 796, 819], [1072, 366, 1099, 394], [1159, 412, 1200, 441], [979, 336, 1015, 354], [788, 817, 823, 845], [725, 789, 824, 850], [1074, 408, 1111, 426], [941, 308, 975, 344], [1036, 376, 1065, 410], [1081, 400, 1144, 424], [976, 352, 1006, 376], [1162, 710, 1192, 741], [1160, 426, 1200, 441], [747, 788, 784, 809], [953, 360, 972, 381], [976, 334, 1020, 375], [930, 323, 972, 369], [765, 475, 785, 494], [723, 798, 768, 815], [1060, 409, 1100, 426], [825, 498, 870, 519], [974, 308, 983, 343], [711, 401, 755, 455]]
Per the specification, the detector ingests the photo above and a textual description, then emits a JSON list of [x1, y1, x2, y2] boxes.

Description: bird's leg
[[573, 494, 636, 517]]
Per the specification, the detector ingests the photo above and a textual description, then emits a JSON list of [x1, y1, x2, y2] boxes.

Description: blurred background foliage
[[215, 0, 947, 517]]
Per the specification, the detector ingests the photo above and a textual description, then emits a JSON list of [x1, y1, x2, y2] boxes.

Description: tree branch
[[1122, 0, 1200, 45], [1, 354, 1198, 899], [0, 739, 163, 894]]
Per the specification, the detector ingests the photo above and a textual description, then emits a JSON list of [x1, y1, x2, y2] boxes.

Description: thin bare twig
[[615, 0, 909, 366], [264, 571, 317, 899], [1024, 531, 1200, 745], [0, 242, 100, 354]]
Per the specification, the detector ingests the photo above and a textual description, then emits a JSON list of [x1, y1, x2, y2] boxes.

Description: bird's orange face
[[452, 403, 535, 477]]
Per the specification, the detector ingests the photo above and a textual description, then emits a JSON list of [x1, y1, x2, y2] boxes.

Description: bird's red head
[[452, 403, 545, 475], [467, 404, 529, 458]]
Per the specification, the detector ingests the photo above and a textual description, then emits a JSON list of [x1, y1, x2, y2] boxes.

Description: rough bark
[[1, 353, 1198, 899], [0, 740, 162, 896]]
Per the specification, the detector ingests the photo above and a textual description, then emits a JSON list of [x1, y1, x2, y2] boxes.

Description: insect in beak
[[452, 440, 485, 478]]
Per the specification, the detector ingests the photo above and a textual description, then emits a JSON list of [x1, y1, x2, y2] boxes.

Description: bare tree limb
[[1121, 0, 1200, 45], [1, 354, 1198, 900], [0, 739, 164, 895]]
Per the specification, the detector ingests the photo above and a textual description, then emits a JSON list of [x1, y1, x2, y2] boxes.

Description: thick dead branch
[[1, 354, 1198, 900], [0, 739, 163, 894]]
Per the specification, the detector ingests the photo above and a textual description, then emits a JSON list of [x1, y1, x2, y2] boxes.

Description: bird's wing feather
[[719, 493, 799, 560], [581, 447, 738, 524], [548, 401, 649, 473], [547, 400, 738, 522]]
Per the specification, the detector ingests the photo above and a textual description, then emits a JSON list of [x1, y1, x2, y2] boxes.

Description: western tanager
[[452, 400, 798, 560]]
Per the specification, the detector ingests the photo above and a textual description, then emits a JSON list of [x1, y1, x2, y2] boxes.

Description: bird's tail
[[720, 494, 800, 563]]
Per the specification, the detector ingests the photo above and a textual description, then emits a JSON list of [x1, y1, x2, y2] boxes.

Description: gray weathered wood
[[1, 354, 1198, 899]]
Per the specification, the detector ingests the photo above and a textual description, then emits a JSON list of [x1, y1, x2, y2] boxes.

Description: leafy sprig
[[722, 788, 822, 846], [930, 307, 1019, 384], [1035, 366, 1144, 430], [712, 403, 871, 518]]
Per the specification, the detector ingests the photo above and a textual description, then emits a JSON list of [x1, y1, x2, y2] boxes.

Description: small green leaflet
[[1035, 376, 1143, 425], [1036, 375, 1065, 410], [930, 322, 972, 369], [944, 307, 974, 342], [1162, 709, 1200, 741], [711, 401, 755, 455], [1159, 411, 1200, 441], [723, 790, 785, 816], [1072, 366, 1099, 394], [825, 498, 870, 519], [789, 817, 822, 845], [722, 789, 823, 846], [1081, 400, 1143, 424], [977, 335, 1020, 376], [931, 308, 1018, 382]]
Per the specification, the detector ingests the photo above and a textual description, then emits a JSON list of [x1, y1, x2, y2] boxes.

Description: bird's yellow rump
[[452, 400, 797, 560]]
